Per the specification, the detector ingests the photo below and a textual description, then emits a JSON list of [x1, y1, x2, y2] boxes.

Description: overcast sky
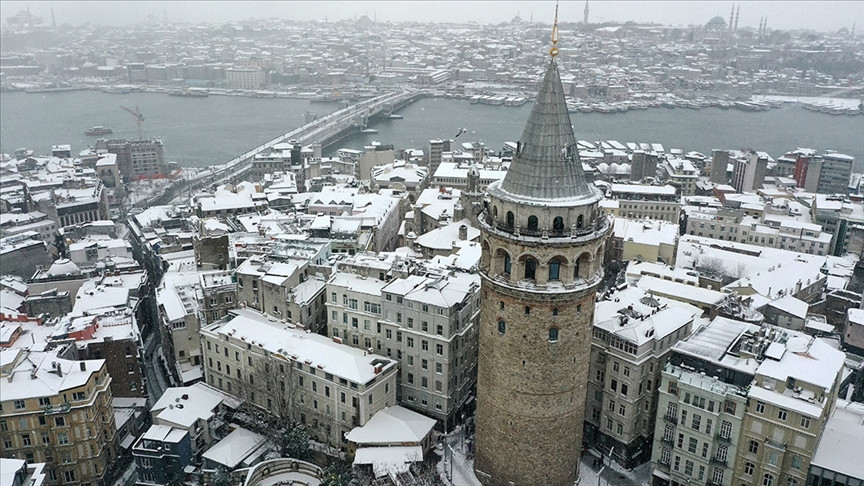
[[1, 1, 861, 33]]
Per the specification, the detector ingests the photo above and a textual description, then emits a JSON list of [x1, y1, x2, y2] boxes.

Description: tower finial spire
[[550, 1, 560, 58]]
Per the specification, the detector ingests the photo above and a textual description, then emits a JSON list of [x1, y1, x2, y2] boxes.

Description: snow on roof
[[724, 260, 824, 299], [594, 287, 701, 346], [202, 426, 267, 468], [414, 219, 479, 251], [210, 308, 395, 384], [346, 406, 436, 445], [614, 218, 678, 246], [328, 272, 388, 297], [766, 295, 809, 319], [0, 350, 105, 401], [673, 317, 761, 374], [811, 400, 864, 478], [141, 423, 188, 443], [353, 446, 423, 477], [609, 184, 676, 196], [848, 308, 864, 326], [151, 383, 228, 428], [757, 334, 845, 391], [636, 275, 726, 307]]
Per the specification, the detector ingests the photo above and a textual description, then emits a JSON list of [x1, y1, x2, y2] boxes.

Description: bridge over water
[[142, 89, 424, 206]]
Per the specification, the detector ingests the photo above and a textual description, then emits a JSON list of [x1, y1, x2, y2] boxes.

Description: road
[[142, 331, 169, 401]]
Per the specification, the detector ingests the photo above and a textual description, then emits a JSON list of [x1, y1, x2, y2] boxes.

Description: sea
[[1, 90, 862, 171]]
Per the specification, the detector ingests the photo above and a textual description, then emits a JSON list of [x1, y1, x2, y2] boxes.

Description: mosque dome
[[47, 259, 81, 277], [705, 16, 727, 31]]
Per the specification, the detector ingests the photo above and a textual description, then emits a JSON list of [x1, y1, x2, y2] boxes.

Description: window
[[506, 211, 514, 230], [756, 401, 765, 413], [64, 471, 76, 483], [14, 400, 25, 410], [54, 417, 65, 427], [618, 404, 626, 416], [717, 444, 728, 462], [548, 259, 560, 280], [553, 216, 564, 234], [527, 215, 538, 232], [767, 451, 779, 466], [504, 255, 511, 274], [608, 399, 615, 411], [548, 328, 558, 342], [422, 340, 429, 351], [421, 377, 428, 388], [691, 414, 701, 431], [763, 473, 774, 486], [436, 362, 442, 374], [777, 409, 788, 421], [684, 460, 693, 476], [688, 437, 698, 454], [748, 440, 759, 454], [436, 344, 443, 355], [524, 258, 537, 280], [720, 420, 732, 439], [701, 442, 709, 458], [38, 397, 50, 407], [677, 433, 684, 448], [712, 469, 724, 485], [57, 432, 69, 445]]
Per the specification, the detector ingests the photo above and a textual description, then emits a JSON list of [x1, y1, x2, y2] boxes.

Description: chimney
[[459, 224, 468, 241], [79, 362, 86, 371]]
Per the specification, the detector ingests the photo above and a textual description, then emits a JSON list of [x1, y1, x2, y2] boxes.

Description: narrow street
[[142, 331, 169, 401]]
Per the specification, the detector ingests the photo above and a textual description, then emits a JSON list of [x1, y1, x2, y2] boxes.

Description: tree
[[209, 466, 234, 486], [277, 422, 311, 460], [320, 460, 354, 486]]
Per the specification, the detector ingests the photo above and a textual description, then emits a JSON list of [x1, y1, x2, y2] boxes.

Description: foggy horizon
[[1, 1, 862, 33]]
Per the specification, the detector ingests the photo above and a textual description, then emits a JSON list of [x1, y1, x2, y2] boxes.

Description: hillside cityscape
[[1, 2, 863, 486]]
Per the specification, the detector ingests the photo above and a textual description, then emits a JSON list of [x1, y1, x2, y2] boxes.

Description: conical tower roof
[[494, 59, 597, 204]]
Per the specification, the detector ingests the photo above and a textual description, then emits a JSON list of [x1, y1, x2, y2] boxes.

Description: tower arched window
[[524, 258, 537, 280], [527, 215, 539, 232], [553, 216, 564, 234], [552, 307, 559, 316], [549, 327, 559, 343], [577, 214, 584, 229], [549, 259, 561, 281], [504, 255, 511, 275], [493, 206, 498, 219], [498, 319, 506, 334], [506, 211, 514, 230]]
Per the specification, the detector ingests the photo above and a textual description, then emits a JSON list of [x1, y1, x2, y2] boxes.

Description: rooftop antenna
[[550, 1, 560, 59], [120, 105, 145, 140]]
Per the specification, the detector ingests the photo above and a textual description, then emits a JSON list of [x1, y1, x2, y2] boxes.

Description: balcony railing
[[715, 433, 731, 443], [44, 403, 71, 414], [663, 414, 678, 425], [710, 457, 727, 467]]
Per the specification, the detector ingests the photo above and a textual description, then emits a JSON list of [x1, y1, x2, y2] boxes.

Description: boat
[[360, 128, 379, 134], [101, 86, 132, 94], [170, 88, 209, 98], [85, 126, 113, 136], [386, 114, 403, 119]]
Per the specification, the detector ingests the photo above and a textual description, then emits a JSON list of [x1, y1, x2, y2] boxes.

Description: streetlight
[[596, 447, 614, 486]]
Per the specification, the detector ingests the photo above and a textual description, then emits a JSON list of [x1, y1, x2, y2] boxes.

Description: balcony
[[765, 438, 786, 450], [44, 403, 71, 414], [710, 457, 727, 467], [660, 436, 674, 445], [715, 433, 731, 443], [663, 414, 678, 425]]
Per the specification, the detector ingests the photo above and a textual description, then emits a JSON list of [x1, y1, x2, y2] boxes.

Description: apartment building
[[326, 269, 480, 427], [651, 317, 759, 486], [0, 350, 117, 486], [733, 330, 845, 486], [604, 184, 680, 223], [661, 159, 699, 197], [585, 286, 703, 468], [200, 308, 398, 448], [235, 256, 327, 332]]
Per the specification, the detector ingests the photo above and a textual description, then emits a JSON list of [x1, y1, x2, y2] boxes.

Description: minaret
[[734, 5, 740, 32], [474, 4, 611, 486], [584, 0, 589, 25], [729, 4, 735, 32]]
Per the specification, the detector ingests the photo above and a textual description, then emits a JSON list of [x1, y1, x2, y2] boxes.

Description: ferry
[[170, 88, 209, 98], [85, 126, 113, 136]]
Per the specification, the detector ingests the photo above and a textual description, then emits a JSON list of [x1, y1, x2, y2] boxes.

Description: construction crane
[[120, 105, 144, 140]]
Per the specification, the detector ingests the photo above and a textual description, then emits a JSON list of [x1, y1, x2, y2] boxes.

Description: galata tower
[[474, 9, 611, 486]]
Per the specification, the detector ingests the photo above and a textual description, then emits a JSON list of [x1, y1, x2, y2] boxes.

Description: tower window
[[552, 308, 558, 316], [524, 306, 531, 316], [549, 328, 559, 342], [504, 255, 511, 274], [506, 211, 515, 230], [549, 259, 561, 281], [493, 206, 498, 219], [499, 301, 505, 310], [527, 215, 539, 232], [524, 258, 537, 280], [498, 319, 506, 334], [577, 214, 584, 229], [553, 216, 564, 234]]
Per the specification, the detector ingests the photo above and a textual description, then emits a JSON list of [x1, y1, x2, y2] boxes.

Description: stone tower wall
[[475, 215, 610, 486]]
